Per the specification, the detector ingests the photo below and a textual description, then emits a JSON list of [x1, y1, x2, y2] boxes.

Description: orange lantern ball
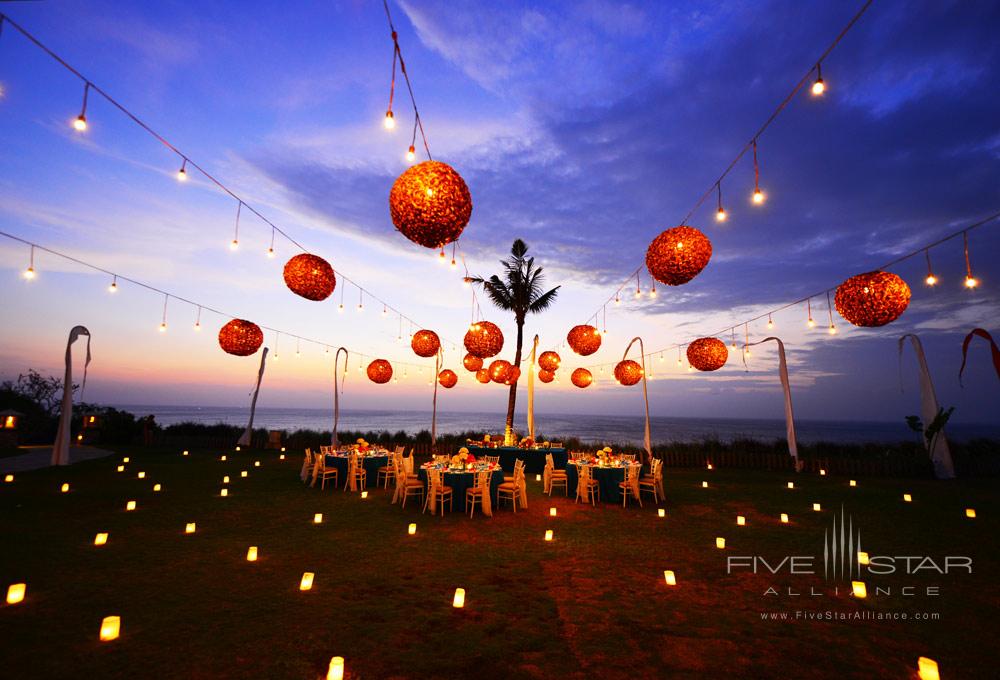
[[367, 359, 393, 384], [438, 369, 458, 389], [411, 330, 440, 358], [835, 271, 911, 327], [645, 225, 712, 286], [687, 337, 728, 372], [283, 253, 336, 301], [389, 160, 473, 249], [567, 325, 602, 356], [538, 351, 561, 372], [538, 369, 555, 383], [464, 321, 504, 358], [462, 353, 483, 372], [571, 367, 593, 389], [504, 366, 521, 385], [614, 360, 643, 386], [475, 368, 491, 384], [218, 319, 263, 356], [488, 359, 512, 384]]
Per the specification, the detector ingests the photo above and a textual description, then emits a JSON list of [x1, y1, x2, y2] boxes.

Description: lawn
[[1, 446, 997, 679]]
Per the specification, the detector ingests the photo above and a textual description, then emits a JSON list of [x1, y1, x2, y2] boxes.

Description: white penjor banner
[[743, 336, 798, 464], [52, 326, 91, 466], [527, 334, 539, 441], [332, 347, 348, 448], [237, 347, 268, 447], [898, 334, 955, 479]]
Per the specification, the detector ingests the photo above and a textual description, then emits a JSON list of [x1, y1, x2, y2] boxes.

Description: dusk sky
[[1, 0, 998, 424]]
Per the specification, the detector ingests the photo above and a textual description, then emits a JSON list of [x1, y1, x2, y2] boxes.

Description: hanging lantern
[[614, 359, 643, 386], [488, 359, 512, 384], [687, 337, 728, 372], [462, 353, 483, 372], [538, 369, 555, 383], [504, 366, 521, 385], [567, 325, 602, 356], [438, 369, 458, 389], [464, 321, 504, 358], [411, 330, 440, 358], [538, 351, 561, 372], [645, 225, 712, 286], [283, 254, 336, 301], [217, 319, 263, 356], [834, 271, 911, 327], [571, 368, 593, 388], [389, 160, 473, 249], [475, 368, 491, 384], [367, 359, 393, 384]]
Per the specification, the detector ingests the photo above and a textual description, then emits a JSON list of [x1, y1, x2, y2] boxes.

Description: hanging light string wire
[[577, 209, 999, 371], [0, 11, 452, 345], [382, 0, 431, 159], [574, 0, 875, 328], [1, 228, 446, 372]]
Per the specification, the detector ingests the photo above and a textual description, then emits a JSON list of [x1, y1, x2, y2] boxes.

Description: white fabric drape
[[431, 350, 441, 447], [480, 470, 493, 517], [238, 347, 268, 447], [332, 348, 348, 448], [899, 334, 955, 479], [743, 336, 798, 463], [622, 337, 652, 461], [527, 334, 539, 440], [52, 326, 91, 467]]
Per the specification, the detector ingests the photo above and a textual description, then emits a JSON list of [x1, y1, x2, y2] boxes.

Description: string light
[[273, 331, 280, 361], [267, 227, 276, 259], [826, 291, 837, 334], [807, 298, 815, 328], [194, 306, 202, 331], [635, 272, 642, 298], [963, 231, 978, 288], [751, 138, 765, 204], [23, 245, 35, 279], [923, 249, 937, 286], [108, 275, 118, 293], [614, 292, 621, 306], [715, 182, 727, 222], [72, 82, 89, 131], [338, 285, 344, 313], [451, 243, 457, 268], [744, 323, 751, 355], [406, 144, 415, 163], [650, 281, 657, 298], [230, 201, 241, 250], [357, 288, 364, 313], [384, 109, 395, 130], [677, 347, 683, 367], [176, 158, 187, 182], [159, 294, 168, 333], [811, 62, 826, 96], [766, 313, 774, 330], [296, 337, 301, 358]]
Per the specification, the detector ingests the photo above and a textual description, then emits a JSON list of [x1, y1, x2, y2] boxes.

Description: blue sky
[[0, 0, 998, 425]]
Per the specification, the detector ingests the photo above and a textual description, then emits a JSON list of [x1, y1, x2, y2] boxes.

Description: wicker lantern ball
[[687, 337, 728, 372], [218, 319, 263, 356], [438, 369, 458, 389], [835, 271, 911, 327], [475, 369, 491, 384], [538, 351, 561, 372], [488, 359, 512, 384], [614, 359, 643, 386], [367, 359, 393, 384], [571, 367, 593, 389], [538, 369, 555, 383], [464, 321, 504, 358], [567, 325, 602, 356], [645, 225, 712, 286], [389, 160, 473, 249], [504, 366, 521, 385], [411, 329, 440, 358], [283, 253, 337, 301], [462, 353, 483, 372]]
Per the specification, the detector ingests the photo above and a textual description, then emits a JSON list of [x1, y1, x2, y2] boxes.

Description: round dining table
[[565, 460, 643, 504], [417, 463, 504, 512], [325, 450, 390, 489]]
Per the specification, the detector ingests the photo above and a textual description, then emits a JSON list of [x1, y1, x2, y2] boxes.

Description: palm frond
[[528, 286, 560, 313]]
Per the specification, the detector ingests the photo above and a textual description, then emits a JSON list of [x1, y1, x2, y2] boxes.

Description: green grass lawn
[[1, 446, 997, 679]]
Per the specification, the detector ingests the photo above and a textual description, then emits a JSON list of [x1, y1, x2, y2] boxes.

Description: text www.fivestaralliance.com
[[760, 611, 941, 622]]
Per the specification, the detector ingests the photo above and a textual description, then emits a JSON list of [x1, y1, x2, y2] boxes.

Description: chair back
[[551, 442, 563, 448], [622, 454, 636, 462]]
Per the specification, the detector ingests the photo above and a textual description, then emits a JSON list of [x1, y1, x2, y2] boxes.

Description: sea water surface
[[112, 405, 1000, 446]]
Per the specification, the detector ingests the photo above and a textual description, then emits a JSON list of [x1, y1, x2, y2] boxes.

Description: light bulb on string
[[295, 338, 301, 358], [229, 201, 241, 251], [438, 248, 446, 264], [193, 306, 202, 332], [826, 291, 837, 334], [382, 304, 388, 317], [405, 145, 416, 163], [267, 228, 276, 259], [23, 245, 36, 280], [751, 138, 765, 204], [72, 83, 90, 131], [963, 231, 979, 288], [176, 158, 188, 182], [744, 323, 751, 355], [450, 243, 457, 268], [650, 282, 657, 298], [159, 294, 169, 333], [767, 313, 774, 330], [614, 292, 621, 306], [715, 182, 727, 222], [923, 249, 937, 286], [384, 109, 395, 130], [357, 288, 364, 313], [273, 332, 280, 361], [635, 272, 642, 299], [338, 285, 345, 313], [811, 62, 826, 96], [108, 275, 118, 293], [806, 298, 815, 328]]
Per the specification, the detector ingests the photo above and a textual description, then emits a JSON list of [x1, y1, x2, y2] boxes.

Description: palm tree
[[468, 239, 560, 444]]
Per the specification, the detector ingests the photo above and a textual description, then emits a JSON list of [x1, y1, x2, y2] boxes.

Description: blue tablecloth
[[417, 466, 504, 512], [565, 463, 641, 504], [466, 446, 567, 474], [325, 454, 389, 490]]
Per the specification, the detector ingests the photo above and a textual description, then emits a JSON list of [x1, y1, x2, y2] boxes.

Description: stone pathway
[[0, 445, 116, 472]]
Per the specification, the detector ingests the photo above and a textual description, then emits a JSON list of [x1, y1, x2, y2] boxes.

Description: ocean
[[110, 405, 1000, 446]]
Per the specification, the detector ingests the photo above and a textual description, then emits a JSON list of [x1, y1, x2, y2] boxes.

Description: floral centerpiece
[[596, 446, 612, 466], [355, 438, 370, 454], [519, 437, 534, 449], [450, 447, 476, 468]]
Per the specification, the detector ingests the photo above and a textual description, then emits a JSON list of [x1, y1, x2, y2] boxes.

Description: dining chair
[[497, 466, 524, 513], [423, 469, 453, 516], [575, 465, 599, 506], [545, 453, 568, 497], [346, 453, 367, 491], [301, 449, 313, 483], [466, 470, 489, 518], [314, 453, 339, 491], [639, 459, 663, 504], [619, 465, 642, 508], [397, 460, 425, 509]]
